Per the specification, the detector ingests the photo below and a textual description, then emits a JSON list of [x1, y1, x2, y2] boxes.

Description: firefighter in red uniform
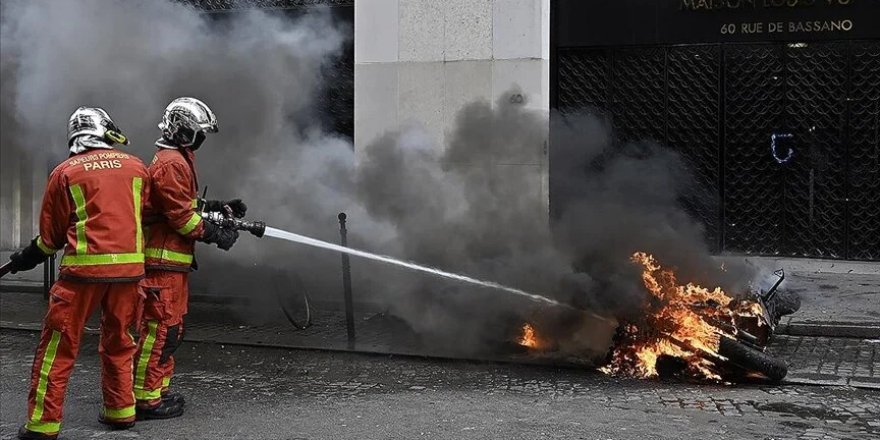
[[134, 97, 242, 419], [8, 108, 149, 440]]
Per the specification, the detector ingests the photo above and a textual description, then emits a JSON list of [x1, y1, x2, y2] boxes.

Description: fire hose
[[0, 261, 15, 279]]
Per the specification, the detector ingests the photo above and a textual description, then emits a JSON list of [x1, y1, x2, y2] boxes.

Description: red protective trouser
[[134, 270, 189, 404], [26, 280, 140, 435]]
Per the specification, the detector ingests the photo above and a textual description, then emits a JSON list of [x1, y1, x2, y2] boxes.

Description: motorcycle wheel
[[718, 335, 787, 381]]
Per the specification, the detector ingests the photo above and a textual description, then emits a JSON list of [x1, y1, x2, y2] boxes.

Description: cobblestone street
[[769, 336, 879, 388], [1, 259, 878, 440], [1, 329, 878, 440]]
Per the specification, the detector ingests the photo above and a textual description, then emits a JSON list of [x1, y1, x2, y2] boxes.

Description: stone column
[[354, 0, 550, 209]]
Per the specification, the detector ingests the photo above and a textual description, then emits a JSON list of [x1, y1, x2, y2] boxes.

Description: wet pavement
[[1, 329, 878, 440]]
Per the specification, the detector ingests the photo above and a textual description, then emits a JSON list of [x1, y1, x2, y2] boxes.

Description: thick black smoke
[[350, 99, 758, 358], [1, 0, 761, 361]]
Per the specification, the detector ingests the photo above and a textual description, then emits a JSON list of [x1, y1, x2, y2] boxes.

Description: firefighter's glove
[[224, 199, 247, 219], [202, 198, 247, 219], [9, 238, 49, 273], [201, 221, 239, 251]]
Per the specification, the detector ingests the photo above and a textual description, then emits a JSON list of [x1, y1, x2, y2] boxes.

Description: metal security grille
[[668, 46, 722, 251], [188, 0, 355, 140], [723, 45, 786, 255], [554, 40, 880, 261], [779, 42, 848, 258], [557, 45, 723, 252], [847, 42, 880, 260]]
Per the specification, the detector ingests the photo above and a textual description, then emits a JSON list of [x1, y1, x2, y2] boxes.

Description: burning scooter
[[601, 253, 798, 382], [516, 253, 800, 383]]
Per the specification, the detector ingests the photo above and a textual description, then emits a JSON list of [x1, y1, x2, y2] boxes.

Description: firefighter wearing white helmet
[[135, 97, 245, 420], [156, 97, 218, 150], [13, 106, 148, 439], [67, 106, 129, 154]]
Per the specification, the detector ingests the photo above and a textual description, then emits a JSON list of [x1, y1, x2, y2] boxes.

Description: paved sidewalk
[[0, 290, 419, 355], [775, 271, 880, 339], [4, 255, 877, 338]]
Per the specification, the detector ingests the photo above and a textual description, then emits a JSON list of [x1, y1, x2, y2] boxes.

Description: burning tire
[[717, 335, 787, 382], [765, 288, 801, 325]]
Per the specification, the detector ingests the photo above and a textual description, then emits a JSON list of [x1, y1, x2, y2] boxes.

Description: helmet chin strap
[[155, 135, 205, 151], [155, 138, 180, 149], [190, 131, 207, 150]]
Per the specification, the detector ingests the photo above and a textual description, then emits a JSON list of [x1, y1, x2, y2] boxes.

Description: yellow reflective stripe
[[134, 388, 161, 401], [61, 253, 143, 266], [133, 177, 143, 253], [24, 420, 61, 434], [177, 212, 201, 235], [135, 387, 162, 401], [102, 405, 136, 420], [35, 236, 57, 255], [162, 376, 172, 388], [192, 198, 198, 208], [30, 330, 61, 426], [69, 184, 88, 254], [144, 248, 193, 264], [135, 321, 159, 395]]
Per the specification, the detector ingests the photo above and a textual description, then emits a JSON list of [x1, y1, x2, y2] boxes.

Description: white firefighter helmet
[[158, 97, 218, 149], [67, 106, 129, 147]]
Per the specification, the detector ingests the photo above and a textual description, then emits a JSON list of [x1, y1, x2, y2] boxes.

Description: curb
[[776, 322, 880, 339], [5, 285, 877, 339], [719, 254, 880, 275], [783, 374, 880, 390], [4, 323, 877, 391], [0, 281, 45, 294]]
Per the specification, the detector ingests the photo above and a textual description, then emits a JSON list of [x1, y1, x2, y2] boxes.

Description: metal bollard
[[338, 213, 356, 349]]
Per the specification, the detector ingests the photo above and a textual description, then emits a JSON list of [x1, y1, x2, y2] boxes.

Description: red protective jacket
[[36, 148, 150, 282], [143, 148, 205, 271]]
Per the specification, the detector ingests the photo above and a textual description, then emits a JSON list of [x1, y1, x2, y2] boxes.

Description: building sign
[[556, 0, 880, 46]]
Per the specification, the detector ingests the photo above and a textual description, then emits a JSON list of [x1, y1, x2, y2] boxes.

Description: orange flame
[[601, 252, 761, 380], [518, 323, 540, 349]]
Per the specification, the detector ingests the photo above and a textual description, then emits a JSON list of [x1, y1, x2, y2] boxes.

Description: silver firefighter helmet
[[158, 97, 218, 150], [67, 106, 129, 147]]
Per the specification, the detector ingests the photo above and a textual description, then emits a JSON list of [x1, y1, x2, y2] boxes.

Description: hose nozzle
[[202, 211, 266, 238], [238, 220, 266, 238]]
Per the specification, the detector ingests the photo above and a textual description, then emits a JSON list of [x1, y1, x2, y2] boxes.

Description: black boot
[[162, 391, 186, 406], [98, 414, 135, 430], [17, 425, 57, 440], [136, 398, 185, 421]]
